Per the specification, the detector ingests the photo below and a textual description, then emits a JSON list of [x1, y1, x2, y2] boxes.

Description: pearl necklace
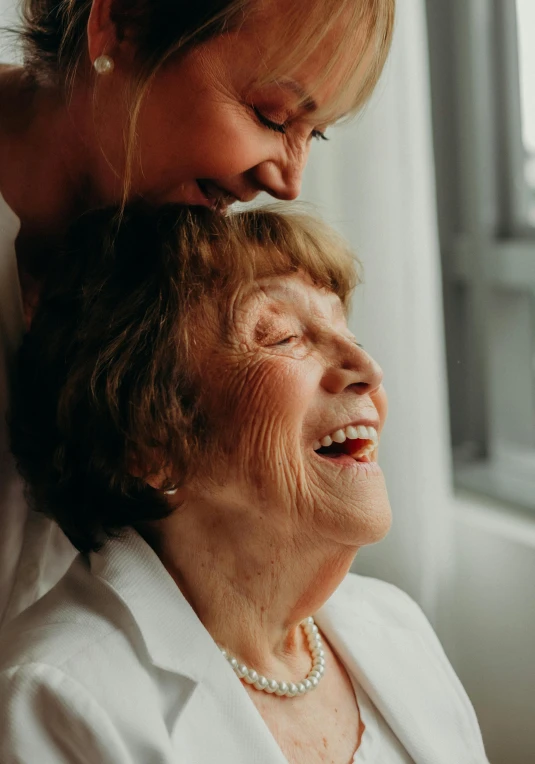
[[220, 617, 326, 698]]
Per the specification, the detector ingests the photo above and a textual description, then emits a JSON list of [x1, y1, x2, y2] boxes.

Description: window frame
[[426, 0, 535, 512]]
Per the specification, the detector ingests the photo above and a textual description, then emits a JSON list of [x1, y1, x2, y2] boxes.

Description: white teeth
[[314, 425, 379, 453], [356, 425, 369, 439], [331, 429, 347, 444]]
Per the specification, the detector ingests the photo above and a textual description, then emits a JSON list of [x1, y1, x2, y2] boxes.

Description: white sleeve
[[0, 192, 27, 628], [0, 192, 76, 628], [0, 664, 135, 764]]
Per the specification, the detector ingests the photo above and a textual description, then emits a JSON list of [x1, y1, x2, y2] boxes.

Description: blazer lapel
[[316, 589, 484, 764], [170, 651, 289, 764], [93, 533, 483, 763], [92, 530, 288, 764]]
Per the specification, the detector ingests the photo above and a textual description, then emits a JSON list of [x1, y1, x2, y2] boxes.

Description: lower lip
[[193, 181, 215, 208], [196, 181, 233, 212], [157, 183, 214, 208], [313, 452, 382, 475]]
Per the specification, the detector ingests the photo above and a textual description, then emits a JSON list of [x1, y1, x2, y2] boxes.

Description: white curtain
[[0, 0, 19, 62], [301, 0, 454, 626]]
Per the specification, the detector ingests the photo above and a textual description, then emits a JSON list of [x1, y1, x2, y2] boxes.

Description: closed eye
[[253, 107, 287, 134], [253, 107, 328, 142], [274, 335, 299, 346]]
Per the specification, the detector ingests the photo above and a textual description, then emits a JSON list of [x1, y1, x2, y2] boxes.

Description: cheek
[[211, 357, 313, 470], [235, 362, 304, 438], [137, 77, 269, 179], [187, 113, 267, 175]]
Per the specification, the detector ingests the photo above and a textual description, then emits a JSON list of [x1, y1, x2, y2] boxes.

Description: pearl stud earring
[[93, 55, 115, 75], [163, 486, 178, 496]]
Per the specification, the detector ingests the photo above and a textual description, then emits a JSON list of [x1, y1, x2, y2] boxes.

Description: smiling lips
[[313, 425, 379, 462], [197, 179, 239, 211]]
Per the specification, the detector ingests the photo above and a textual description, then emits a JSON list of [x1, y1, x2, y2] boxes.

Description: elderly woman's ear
[[128, 453, 180, 497], [143, 471, 178, 496]]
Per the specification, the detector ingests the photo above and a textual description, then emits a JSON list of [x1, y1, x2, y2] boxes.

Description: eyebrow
[[258, 283, 300, 303], [276, 79, 318, 113], [258, 283, 343, 318]]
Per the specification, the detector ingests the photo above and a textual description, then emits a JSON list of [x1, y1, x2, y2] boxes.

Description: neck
[[140, 498, 357, 681], [0, 66, 114, 245]]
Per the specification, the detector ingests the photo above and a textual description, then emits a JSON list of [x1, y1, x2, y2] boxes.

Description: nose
[[321, 337, 383, 396], [252, 143, 310, 201]]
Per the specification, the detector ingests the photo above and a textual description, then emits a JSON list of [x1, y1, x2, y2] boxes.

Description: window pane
[[516, 0, 535, 225]]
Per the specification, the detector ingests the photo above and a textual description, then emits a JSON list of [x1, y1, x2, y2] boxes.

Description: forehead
[[235, 0, 375, 122], [241, 273, 345, 322]]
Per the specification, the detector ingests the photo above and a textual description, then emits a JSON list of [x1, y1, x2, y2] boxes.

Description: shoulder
[[330, 573, 445, 648], [328, 574, 469, 688], [0, 560, 163, 762], [0, 191, 20, 240], [334, 572, 426, 621], [0, 662, 136, 763], [0, 188, 24, 442], [0, 555, 146, 678], [0, 190, 22, 317]]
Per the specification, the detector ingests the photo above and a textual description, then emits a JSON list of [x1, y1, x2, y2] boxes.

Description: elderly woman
[[0, 206, 489, 763], [0, 0, 394, 628]]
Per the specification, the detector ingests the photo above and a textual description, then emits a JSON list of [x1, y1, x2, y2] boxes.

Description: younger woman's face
[[89, 2, 359, 209]]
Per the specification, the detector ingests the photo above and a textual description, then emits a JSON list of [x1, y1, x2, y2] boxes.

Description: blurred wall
[[0, 0, 19, 61], [451, 497, 535, 763]]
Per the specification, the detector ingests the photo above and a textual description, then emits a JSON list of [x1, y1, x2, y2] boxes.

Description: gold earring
[[93, 55, 115, 75]]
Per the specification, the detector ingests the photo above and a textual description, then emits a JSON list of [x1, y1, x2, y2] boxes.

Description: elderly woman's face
[[191, 272, 391, 548]]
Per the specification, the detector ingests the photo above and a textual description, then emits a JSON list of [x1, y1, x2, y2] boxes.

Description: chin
[[327, 485, 393, 549], [360, 498, 393, 546]]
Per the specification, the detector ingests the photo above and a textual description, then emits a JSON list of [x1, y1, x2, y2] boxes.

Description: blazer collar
[[316, 581, 485, 764], [91, 533, 483, 764], [90, 529, 288, 764], [90, 528, 220, 683]]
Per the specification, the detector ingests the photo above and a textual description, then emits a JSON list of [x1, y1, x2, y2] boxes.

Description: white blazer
[[0, 529, 489, 764]]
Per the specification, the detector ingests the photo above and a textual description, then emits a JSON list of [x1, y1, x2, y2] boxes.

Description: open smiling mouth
[[312, 425, 379, 463]]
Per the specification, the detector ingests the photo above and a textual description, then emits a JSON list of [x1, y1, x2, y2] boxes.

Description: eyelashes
[[252, 107, 328, 141], [270, 335, 363, 349], [274, 335, 299, 346], [253, 107, 286, 134]]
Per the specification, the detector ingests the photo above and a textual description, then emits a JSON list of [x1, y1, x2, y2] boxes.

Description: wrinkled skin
[[147, 272, 390, 641], [143, 272, 390, 762], [191, 271, 390, 550], [83, 0, 360, 208], [1, 0, 362, 266], [141, 272, 391, 761]]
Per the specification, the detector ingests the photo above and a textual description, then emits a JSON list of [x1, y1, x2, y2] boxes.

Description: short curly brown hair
[[9, 204, 358, 553]]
